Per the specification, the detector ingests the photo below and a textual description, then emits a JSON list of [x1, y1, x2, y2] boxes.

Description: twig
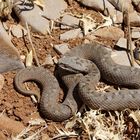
[[25, 22, 40, 67], [123, 10, 135, 66]]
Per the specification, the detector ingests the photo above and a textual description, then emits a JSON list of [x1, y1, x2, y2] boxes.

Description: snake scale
[[14, 42, 140, 121]]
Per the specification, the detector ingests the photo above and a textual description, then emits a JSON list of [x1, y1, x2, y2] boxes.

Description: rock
[[130, 11, 140, 27], [43, 54, 54, 65], [54, 43, 70, 54], [77, 0, 116, 16], [0, 21, 24, 73], [14, 1, 50, 35], [108, 0, 134, 12], [61, 14, 79, 29], [93, 26, 124, 41], [14, 0, 67, 34], [111, 50, 139, 68], [115, 37, 135, 49], [132, 29, 140, 39], [60, 28, 83, 40], [113, 10, 123, 24], [42, 0, 67, 20], [11, 24, 27, 38]]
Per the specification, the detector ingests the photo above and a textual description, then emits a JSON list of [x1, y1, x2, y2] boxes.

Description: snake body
[[58, 42, 140, 110], [14, 42, 140, 121]]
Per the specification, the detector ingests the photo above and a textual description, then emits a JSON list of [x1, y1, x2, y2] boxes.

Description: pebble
[[54, 43, 70, 54], [115, 37, 135, 49], [77, 0, 115, 16], [43, 54, 54, 66], [11, 24, 27, 38], [42, 0, 67, 20], [132, 30, 140, 39], [61, 14, 79, 29], [93, 26, 124, 41], [60, 28, 83, 40], [130, 11, 140, 27]]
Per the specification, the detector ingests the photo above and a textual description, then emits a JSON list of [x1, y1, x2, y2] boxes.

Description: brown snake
[[14, 42, 140, 121]]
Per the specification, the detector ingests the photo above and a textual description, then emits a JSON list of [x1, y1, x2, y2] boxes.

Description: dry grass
[[9, 109, 140, 140]]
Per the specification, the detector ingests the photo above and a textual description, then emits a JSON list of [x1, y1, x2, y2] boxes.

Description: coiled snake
[[14, 42, 140, 121]]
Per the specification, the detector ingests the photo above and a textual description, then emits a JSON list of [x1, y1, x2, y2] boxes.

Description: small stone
[[11, 24, 27, 38], [93, 26, 124, 41], [115, 37, 135, 49], [130, 11, 140, 26], [14, 3, 50, 35], [77, 0, 115, 16], [61, 15, 79, 29], [111, 50, 139, 68], [54, 44, 70, 54], [132, 30, 140, 39], [43, 54, 54, 66], [60, 28, 83, 40], [20, 55, 26, 61], [42, 0, 67, 20]]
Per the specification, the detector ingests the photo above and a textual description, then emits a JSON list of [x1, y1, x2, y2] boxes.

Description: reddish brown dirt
[[0, 1, 139, 139]]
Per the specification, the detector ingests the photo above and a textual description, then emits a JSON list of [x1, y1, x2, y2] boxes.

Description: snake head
[[58, 56, 93, 74]]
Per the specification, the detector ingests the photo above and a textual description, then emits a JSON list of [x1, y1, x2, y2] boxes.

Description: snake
[[14, 41, 140, 121]]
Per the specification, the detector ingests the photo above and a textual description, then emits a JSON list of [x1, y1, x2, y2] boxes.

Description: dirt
[[0, 0, 139, 140]]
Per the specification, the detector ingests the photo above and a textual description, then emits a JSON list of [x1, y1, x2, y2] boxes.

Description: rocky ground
[[1, 0, 140, 140]]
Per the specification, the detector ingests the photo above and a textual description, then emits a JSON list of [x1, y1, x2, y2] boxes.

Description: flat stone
[[130, 11, 140, 26], [113, 10, 123, 24], [108, 0, 134, 12], [132, 30, 140, 39], [60, 28, 83, 40], [14, 1, 50, 35], [43, 54, 54, 65], [54, 43, 70, 54], [77, 0, 116, 16], [0, 21, 24, 73], [111, 50, 139, 68], [93, 26, 124, 41], [61, 14, 79, 29], [14, 0, 67, 34], [115, 37, 135, 49], [11, 24, 27, 38], [42, 0, 67, 20]]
